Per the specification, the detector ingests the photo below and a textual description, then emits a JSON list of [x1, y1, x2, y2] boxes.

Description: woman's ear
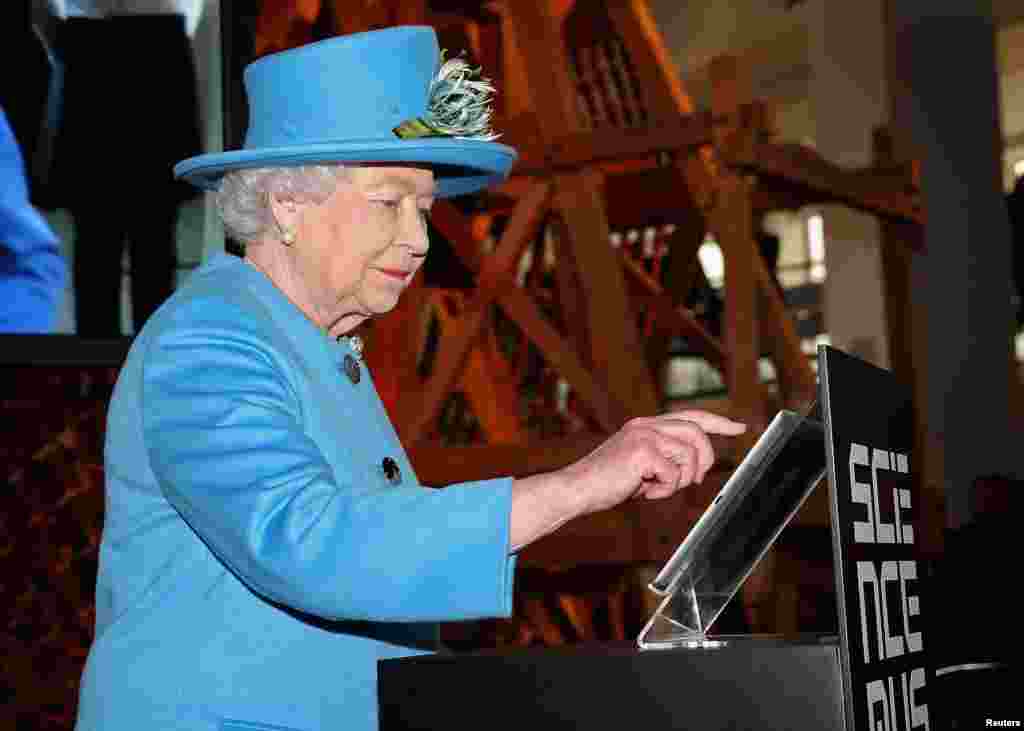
[[267, 192, 303, 240]]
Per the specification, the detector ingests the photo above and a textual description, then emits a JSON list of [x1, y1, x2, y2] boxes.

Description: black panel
[[379, 638, 845, 731]]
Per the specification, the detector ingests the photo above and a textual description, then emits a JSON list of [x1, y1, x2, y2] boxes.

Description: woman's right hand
[[509, 411, 746, 552]]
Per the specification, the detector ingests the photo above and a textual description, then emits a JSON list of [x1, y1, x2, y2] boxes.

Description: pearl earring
[[281, 228, 295, 246]]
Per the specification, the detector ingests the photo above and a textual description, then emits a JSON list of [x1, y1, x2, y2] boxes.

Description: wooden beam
[[752, 253, 818, 408], [519, 469, 730, 568], [429, 200, 486, 273], [601, 166, 705, 231], [549, 216, 591, 367], [620, 253, 727, 370], [875, 128, 920, 383], [431, 294, 523, 444], [477, 182, 553, 289], [391, 0, 426, 24], [606, 0, 700, 118], [709, 55, 767, 439], [365, 271, 428, 431], [751, 186, 834, 213], [397, 183, 552, 444], [634, 207, 707, 398], [496, 286, 629, 432], [731, 142, 924, 226], [659, 203, 707, 306], [512, 115, 712, 174], [555, 172, 660, 417], [402, 303, 489, 446], [500, 0, 673, 424], [623, 254, 787, 414], [430, 184, 637, 435], [409, 431, 606, 486], [498, 1, 583, 139], [492, 111, 547, 164], [509, 128, 923, 229], [520, 596, 569, 646], [493, 2, 537, 121]]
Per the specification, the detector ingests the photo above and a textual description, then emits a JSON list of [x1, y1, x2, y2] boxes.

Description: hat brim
[[174, 138, 517, 198]]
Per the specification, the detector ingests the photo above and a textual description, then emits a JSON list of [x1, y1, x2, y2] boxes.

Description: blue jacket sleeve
[[0, 108, 66, 333], [140, 300, 516, 623]]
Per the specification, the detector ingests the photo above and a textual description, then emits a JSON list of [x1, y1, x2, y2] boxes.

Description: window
[[776, 211, 827, 288], [698, 233, 725, 289]]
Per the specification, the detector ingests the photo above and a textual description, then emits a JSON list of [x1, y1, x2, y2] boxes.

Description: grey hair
[[215, 165, 349, 244]]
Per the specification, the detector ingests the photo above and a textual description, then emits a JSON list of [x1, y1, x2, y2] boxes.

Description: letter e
[[900, 561, 923, 654]]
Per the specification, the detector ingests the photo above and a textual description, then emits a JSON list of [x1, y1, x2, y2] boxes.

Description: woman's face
[[288, 165, 434, 331]]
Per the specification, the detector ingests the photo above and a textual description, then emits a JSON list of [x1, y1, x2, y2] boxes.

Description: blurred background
[[2, 1, 1021, 726]]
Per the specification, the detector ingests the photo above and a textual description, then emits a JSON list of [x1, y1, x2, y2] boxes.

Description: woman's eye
[[376, 199, 400, 209]]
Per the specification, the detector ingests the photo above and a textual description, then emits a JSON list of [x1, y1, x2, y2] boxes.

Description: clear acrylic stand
[[636, 580, 732, 649], [637, 410, 826, 650]]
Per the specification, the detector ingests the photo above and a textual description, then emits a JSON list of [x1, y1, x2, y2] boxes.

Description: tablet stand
[[637, 578, 733, 649], [637, 411, 827, 650]]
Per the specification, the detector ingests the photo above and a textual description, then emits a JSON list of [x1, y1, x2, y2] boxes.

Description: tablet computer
[[638, 408, 826, 648]]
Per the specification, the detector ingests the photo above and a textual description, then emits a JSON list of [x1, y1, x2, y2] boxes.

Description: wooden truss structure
[[255, 0, 923, 638], [362, 3, 920, 500]]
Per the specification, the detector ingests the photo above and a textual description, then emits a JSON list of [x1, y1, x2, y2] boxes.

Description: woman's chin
[[363, 293, 403, 317]]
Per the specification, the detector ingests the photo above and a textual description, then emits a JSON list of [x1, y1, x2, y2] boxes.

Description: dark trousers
[[71, 197, 179, 337], [52, 14, 201, 336]]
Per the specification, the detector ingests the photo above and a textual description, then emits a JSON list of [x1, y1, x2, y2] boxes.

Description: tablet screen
[[645, 409, 826, 635]]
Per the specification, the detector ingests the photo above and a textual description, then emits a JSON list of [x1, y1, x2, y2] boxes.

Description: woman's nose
[[400, 202, 430, 255]]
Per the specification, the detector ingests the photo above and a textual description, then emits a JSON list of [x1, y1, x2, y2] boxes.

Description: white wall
[[650, 1, 1024, 174]]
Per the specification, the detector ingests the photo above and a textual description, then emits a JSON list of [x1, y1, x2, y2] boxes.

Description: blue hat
[[174, 26, 517, 198]]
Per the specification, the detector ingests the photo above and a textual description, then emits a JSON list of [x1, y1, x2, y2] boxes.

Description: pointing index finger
[[666, 410, 747, 436]]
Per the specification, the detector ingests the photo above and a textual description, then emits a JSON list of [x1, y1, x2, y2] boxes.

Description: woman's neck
[[244, 242, 364, 338]]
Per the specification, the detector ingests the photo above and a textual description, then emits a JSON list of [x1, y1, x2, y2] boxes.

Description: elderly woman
[[74, 27, 745, 731]]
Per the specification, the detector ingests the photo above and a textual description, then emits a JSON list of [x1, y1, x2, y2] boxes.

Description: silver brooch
[[340, 334, 363, 362], [342, 354, 361, 384]]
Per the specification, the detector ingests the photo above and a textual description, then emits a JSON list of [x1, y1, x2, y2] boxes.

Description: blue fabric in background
[[0, 107, 67, 332]]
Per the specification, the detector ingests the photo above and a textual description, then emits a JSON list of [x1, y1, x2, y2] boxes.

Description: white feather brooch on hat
[[393, 53, 500, 141]]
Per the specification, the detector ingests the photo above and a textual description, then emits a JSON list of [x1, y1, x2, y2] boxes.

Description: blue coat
[[75, 253, 516, 730], [0, 107, 66, 332]]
